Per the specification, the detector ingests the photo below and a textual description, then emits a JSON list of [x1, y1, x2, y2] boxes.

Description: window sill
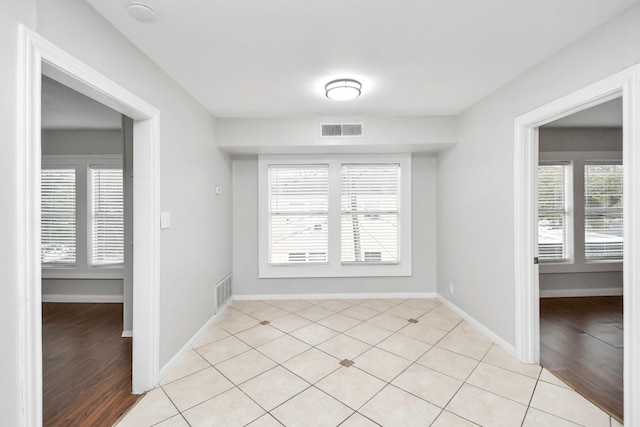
[[42, 266, 124, 280], [259, 262, 412, 279], [540, 261, 623, 274]]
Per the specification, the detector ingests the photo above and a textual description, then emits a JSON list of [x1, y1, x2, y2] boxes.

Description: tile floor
[[115, 298, 623, 427]]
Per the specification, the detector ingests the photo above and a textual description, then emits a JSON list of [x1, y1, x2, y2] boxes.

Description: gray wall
[[36, 0, 233, 368], [436, 5, 640, 346], [233, 154, 437, 296], [41, 129, 123, 154], [538, 127, 623, 296], [41, 129, 126, 300]]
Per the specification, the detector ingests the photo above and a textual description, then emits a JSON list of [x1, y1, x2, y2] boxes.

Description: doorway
[[536, 100, 623, 421], [18, 26, 160, 425], [40, 74, 138, 424], [513, 65, 640, 426]]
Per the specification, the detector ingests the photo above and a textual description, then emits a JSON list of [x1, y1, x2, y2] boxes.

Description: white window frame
[[259, 154, 412, 278], [42, 155, 124, 279]]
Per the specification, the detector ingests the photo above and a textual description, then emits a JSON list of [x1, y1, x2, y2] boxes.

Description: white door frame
[[18, 26, 160, 426], [514, 64, 640, 424]]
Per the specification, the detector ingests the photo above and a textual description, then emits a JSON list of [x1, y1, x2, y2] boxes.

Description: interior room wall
[[41, 129, 126, 300], [232, 153, 437, 297], [1, 1, 37, 423], [35, 0, 233, 367], [538, 127, 623, 296], [436, 4, 640, 346]]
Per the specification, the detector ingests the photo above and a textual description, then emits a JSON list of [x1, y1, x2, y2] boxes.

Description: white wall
[[35, 0, 233, 367], [233, 153, 437, 296], [1, 1, 38, 424], [436, 5, 640, 345]]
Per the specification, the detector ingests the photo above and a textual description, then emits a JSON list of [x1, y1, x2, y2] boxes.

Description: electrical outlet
[[449, 282, 454, 294]]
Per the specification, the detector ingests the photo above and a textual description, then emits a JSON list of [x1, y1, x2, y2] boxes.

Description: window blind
[[41, 169, 76, 264], [268, 165, 329, 264], [538, 164, 568, 261], [91, 167, 124, 265], [584, 163, 623, 259], [341, 164, 399, 263]]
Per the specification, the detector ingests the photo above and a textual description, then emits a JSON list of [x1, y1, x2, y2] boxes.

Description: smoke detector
[[128, 2, 157, 23]]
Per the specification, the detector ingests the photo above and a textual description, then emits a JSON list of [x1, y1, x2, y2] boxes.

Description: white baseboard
[[233, 292, 438, 301], [42, 294, 124, 303], [540, 287, 623, 298], [121, 330, 133, 338], [158, 299, 232, 383], [437, 294, 516, 356]]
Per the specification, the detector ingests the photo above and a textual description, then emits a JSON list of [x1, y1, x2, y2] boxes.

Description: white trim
[[514, 64, 640, 426], [122, 330, 133, 338], [41, 294, 125, 303], [437, 295, 516, 356], [158, 300, 232, 382], [539, 288, 623, 298], [18, 25, 161, 425], [233, 292, 437, 301]]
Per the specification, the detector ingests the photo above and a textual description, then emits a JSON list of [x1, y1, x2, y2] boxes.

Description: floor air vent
[[321, 123, 363, 137], [215, 274, 232, 312]]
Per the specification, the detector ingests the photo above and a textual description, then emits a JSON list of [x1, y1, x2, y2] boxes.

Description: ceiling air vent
[[321, 123, 364, 137]]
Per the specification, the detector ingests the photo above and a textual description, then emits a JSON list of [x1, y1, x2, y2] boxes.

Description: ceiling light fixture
[[325, 79, 362, 101], [128, 2, 158, 23]]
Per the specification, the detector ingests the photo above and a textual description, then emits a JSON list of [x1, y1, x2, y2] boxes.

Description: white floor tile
[[162, 367, 234, 411], [239, 366, 310, 411], [181, 387, 265, 427], [446, 383, 528, 427], [359, 385, 441, 426], [270, 387, 353, 427], [316, 366, 386, 410]]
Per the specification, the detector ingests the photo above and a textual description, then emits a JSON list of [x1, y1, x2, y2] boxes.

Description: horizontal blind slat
[[41, 169, 76, 264], [538, 165, 568, 261], [91, 168, 124, 265], [269, 165, 329, 264], [341, 164, 399, 263]]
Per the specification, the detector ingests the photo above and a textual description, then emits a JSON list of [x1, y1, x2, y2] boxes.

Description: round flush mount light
[[128, 2, 157, 23], [325, 79, 362, 101]]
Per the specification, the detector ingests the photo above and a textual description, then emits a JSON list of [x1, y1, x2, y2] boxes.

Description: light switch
[[215, 186, 222, 195], [160, 211, 171, 229]]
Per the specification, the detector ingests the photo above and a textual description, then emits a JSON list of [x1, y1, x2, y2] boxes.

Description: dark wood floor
[[43, 303, 140, 427], [540, 296, 623, 423]]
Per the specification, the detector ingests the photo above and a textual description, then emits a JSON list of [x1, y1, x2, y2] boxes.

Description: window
[[41, 168, 76, 264], [259, 155, 412, 278], [341, 164, 399, 263], [268, 165, 328, 264], [90, 167, 124, 265], [584, 163, 623, 260], [538, 163, 571, 262], [41, 155, 123, 278]]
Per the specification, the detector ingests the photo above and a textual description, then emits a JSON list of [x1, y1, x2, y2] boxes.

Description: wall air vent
[[321, 123, 364, 137]]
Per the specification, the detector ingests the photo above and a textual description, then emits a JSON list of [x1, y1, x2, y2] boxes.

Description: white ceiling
[[42, 75, 122, 130], [86, 0, 638, 118]]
